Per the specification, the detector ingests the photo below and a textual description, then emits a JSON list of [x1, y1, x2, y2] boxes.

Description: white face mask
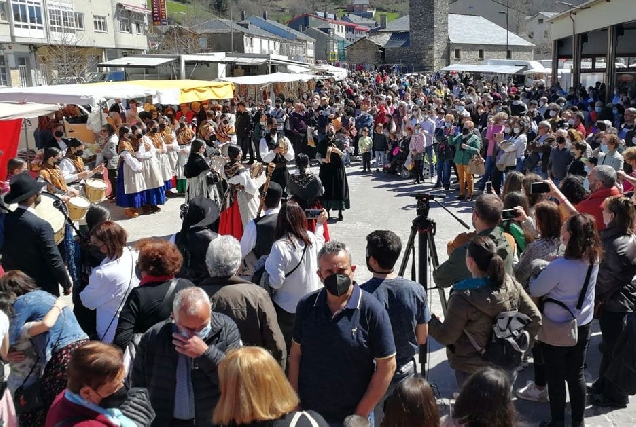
[[568, 119, 575, 125], [550, 110, 557, 117], [513, 127, 520, 134], [504, 127, 511, 134]]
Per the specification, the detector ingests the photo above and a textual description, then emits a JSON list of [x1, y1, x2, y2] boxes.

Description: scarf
[[453, 277, 490, 291], [64, 390, 136, 427], [223, 161, 242, 179], [149, 132, 164, 150], [66, 154, 85, 173], [118, 140, 134, 155], [39, 164, 67, 192]]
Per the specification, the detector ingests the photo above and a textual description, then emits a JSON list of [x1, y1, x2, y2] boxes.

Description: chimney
[[263, 11, 268, 20], [241, 10, 245, 21], [380, 15, 387, 29]]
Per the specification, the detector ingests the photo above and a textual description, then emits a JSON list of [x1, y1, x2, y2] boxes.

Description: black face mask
[[135, 264, 142, 280], [54, 158, 62, 165], [625, 162, 633, 175], [159, 124, 166, 130], [88, 244, 107, 263], [74, 150, 84, 157], [151, 127, 158, 133], [462, 128, 470, 135], [327, 131, 335, 138], [98, 386, 128, 409], [324, 273, 351, 297], [54, 131, 64, 138]]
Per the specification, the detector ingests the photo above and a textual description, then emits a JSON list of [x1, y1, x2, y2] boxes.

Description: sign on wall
[[151, 0, 168, 26]]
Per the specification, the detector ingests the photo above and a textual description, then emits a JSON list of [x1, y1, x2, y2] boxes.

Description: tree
[[36, 30, 100, 84]]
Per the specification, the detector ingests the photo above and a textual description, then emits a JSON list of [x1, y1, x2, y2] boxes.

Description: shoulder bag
[[537, 264, 593, 347], [468, 153, 485, 176], [101, 250, 136, 342], [254, 244, 308, 297]]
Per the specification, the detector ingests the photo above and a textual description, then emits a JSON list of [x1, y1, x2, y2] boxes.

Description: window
[[119, 17, 130, 33], [0, 56, 8, 86], [12, 0, 43, 30], [538, 18, 544, 24], [454, 49, 461, 59], [93, 15, 107, 32], [479, 49, 484, 59], [544, 30, 549, 39], [0, 1, 7, 21], [528, 31, 534, 39], [134, 19, 144, 34], [48, 5, 77, 33], [74, 12, 83, 29]]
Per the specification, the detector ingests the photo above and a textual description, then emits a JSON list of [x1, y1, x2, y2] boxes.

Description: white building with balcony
[[0, 0, 148, 87]]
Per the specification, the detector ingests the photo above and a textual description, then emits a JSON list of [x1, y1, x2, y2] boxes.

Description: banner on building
[[151, 0, 168, 26]]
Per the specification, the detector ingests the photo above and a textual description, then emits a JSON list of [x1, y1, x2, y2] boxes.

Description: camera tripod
[[398, 193, 470, 316]]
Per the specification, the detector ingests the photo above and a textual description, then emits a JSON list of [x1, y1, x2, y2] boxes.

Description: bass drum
[[6, 192, 66, 245]]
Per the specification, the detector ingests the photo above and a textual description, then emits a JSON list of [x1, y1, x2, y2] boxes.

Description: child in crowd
[[358, 127, 372, 172]]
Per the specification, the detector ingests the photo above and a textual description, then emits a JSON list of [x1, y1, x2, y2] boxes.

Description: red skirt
[[219, 199, 244, 240], [307, 201, 330, 242]]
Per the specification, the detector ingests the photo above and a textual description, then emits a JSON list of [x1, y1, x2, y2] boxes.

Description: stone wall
[[409, 0, 449, 71], [346, 39, 382, 65], [448, 43, 534, 64]]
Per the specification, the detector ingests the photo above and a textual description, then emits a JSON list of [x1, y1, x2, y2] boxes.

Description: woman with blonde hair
[[213, 347, 328, 426]]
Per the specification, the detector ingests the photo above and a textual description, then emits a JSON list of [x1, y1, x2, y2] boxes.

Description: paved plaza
[[111, 164, 636, 426]]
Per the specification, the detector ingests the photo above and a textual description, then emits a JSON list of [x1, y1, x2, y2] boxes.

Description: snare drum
[[85, 179, 108, 203], [67, 196, 90, 221]]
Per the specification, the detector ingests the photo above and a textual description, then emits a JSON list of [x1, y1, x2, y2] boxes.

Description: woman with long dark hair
[[529, 213, 601, 427], [441, 368, 516, 427], [317, 123, 350, 220], [183, 139, 222, 204], [265, 202, 326, 351], [382, 376, 439, 427], [429, 235, 541, 388], [287, 153, 329, 240]]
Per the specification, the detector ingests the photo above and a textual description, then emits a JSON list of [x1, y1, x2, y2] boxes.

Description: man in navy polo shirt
[[360, 230, 430, 423], [288, 241, 396, 426]]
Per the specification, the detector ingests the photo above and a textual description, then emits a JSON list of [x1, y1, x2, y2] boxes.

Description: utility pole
[[498, 0, 510, 59], [230, 1, 234, 53]]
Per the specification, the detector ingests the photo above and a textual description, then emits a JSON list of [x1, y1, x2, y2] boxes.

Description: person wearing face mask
[[429, 235, 540, 389], [619, 107, 636, 141], [175, 119, 196, 195], [45, 341, 155, 427], [112, 239, 194, 354], [135, 123, 167, 215], [449, 120, 481, 201], [477, 112, 507, 192], [595, 132, 623, 172], [130, 287, 241, 427], [360, 230, 430, 423], [289, 241, 397, 426], [587, 196, 636, 409], [146, 120, 174, 193], [115, 126, 145, 219], [60, 138, 102, 187], [39, 147, 80, 197], [183, 139, 222, 205], [547, 131, 573, 188], [46, 124, 68, 152], [80, 221, 139, 344]]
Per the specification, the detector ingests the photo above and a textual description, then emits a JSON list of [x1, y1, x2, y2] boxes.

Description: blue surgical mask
[[197, 322, 212, 339], [583, 177, 590, 191], [613, 109, 619, 115], [595, 107, 603, 113], [584, 165, 591, 173], [601, 144, 608, 153]]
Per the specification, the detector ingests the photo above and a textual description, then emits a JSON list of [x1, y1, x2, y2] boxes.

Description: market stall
[[219, 72, 320, 102], [93, 80, 235, 104]]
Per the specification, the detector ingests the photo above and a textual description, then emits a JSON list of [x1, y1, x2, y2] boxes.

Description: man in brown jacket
[[199, 235, 287, 368]]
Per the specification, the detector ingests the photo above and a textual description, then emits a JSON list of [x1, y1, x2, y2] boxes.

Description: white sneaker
[[516, 380, 549, 402]]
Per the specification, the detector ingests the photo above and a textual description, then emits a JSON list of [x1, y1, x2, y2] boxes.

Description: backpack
[[465, 310, 532, 370]]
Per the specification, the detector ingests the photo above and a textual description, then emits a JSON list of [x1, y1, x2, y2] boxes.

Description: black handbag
[[13, 342, 45, 415]]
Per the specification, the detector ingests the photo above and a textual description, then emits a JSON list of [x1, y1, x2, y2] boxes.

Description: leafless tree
[[36, 30, 100, 84]]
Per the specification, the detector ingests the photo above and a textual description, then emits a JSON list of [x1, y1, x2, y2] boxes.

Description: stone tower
[[409, 0, 449, 71]]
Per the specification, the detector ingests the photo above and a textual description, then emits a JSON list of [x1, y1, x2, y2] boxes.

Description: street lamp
[[498, 1, 509, 59]]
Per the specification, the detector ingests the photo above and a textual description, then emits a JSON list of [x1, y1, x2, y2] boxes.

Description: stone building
[[409, 0, 449, 72]]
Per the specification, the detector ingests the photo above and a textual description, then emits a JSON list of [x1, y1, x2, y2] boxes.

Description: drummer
[[59, 138, 103, 187], [39, 147, 80, 198]]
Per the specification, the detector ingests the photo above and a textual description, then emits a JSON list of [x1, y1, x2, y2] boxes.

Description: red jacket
[[45, 391, 118, 427], [575, 186, 621, 231]]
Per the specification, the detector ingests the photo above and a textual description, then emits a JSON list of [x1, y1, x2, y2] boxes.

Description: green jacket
[[450, 133, 481, 165], [433, 227, 514, 289]]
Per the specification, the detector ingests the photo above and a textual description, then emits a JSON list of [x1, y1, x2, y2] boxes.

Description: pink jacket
[[486, 124, 504, 157]]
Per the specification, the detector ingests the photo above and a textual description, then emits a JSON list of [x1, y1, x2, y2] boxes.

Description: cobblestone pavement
[[110, 163, 635, 426]]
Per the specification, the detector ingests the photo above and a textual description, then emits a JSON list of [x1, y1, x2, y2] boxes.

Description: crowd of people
[[0, 68, 635, 427]]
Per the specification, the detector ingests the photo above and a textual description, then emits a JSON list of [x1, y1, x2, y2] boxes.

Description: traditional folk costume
[[317, 135, 351, 218], [183, 150, 222, 205], [218, 147, 259, 240], [175, 125, 195, 194], [59, 152, 85, 185], [260, 133, 295, 194], [163, 127, 179, 181], [38, 163, 80, 287], [287, 170, 330, 241], [148, 130, 174, 191], [115, 138, 145, 217], [136, 136, 166, 210]]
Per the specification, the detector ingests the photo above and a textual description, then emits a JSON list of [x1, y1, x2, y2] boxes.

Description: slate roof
[[194, 19, 280, 39], [246, 16, 315, 42], [342, 14, 377, 27], [361, 32, 409, 49], [377, 14, 534, 47]]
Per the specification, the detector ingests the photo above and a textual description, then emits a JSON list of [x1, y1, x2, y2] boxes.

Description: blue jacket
[[10, 290, 88, 362]]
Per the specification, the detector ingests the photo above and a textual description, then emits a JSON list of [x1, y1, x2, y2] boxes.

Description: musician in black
[[260, 123, 295, 195], [240, 182, 283, 261]]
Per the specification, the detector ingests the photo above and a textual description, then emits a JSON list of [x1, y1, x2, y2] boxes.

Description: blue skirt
[[116, 163, 145, 208], [143, 186, 166, 206], [164, 179, 173, 191]]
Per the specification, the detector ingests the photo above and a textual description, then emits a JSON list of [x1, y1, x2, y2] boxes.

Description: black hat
[[260, 182, 282, 208], [4, 172, 46, 205]]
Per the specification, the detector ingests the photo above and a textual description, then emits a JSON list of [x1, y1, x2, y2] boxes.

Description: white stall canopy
[[441, 64, 525, 74], [0, 102, 60, 120], [218, 72, 319, 85], [0, 83, 157, 106]]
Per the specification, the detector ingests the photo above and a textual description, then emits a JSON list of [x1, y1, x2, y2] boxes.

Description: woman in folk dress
[[147, 120, 174, 191], [175, 122, 195, 195], [116, 126, 145, 218], [135, 124, 166, 214]]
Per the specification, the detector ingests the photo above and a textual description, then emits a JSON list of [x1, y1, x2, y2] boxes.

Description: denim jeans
[[515, 156, 525, 172], [477, 155, 495, 190], [542, 323, 591, 427], [436, 159, 451, 186], [375, 151, 386, 169]]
